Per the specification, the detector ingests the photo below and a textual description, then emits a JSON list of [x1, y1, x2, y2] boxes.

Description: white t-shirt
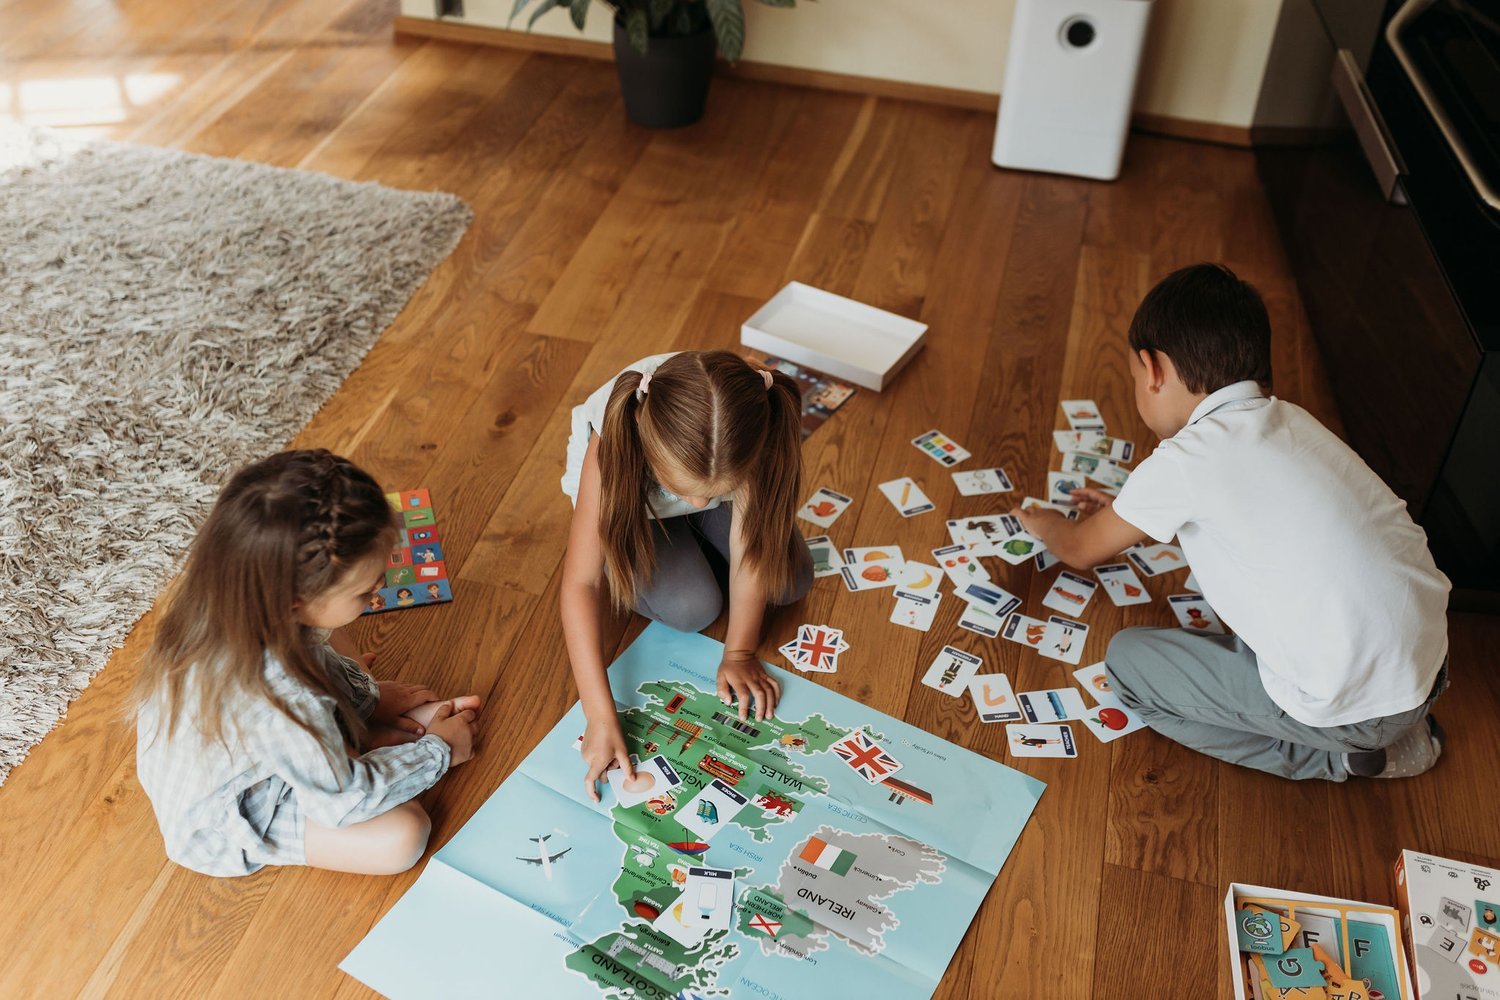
[[1111, 380, 1450, 727], [560, 353, 732, 521]]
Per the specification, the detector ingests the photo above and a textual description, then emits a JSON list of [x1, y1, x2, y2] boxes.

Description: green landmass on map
[[564, 681, 854, 999]]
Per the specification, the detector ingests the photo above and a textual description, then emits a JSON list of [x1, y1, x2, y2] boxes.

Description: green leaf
[[527, 0, 562, 30], [626, 7, 649, 54], [756, 0, 795, 6], [670, 5, 694, 34], [648, 0, 673, 30], [509, 0, 532, 26], [569, 0, 591, 29], [704, 0, 745, 61]]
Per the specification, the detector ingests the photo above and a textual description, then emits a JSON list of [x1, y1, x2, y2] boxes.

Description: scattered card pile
[[786, 400, 1233, 765]]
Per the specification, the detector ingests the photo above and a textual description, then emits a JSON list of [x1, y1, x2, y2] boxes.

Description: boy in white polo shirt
[[1013, 263, 1450, 781]]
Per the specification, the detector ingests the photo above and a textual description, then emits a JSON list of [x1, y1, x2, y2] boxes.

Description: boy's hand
[[1012, 505, 1065, 535], [1068, 488, 1115, 516], [424, 701, 479, 766], [717, 650, 780, 722], [581, 719, 633, 803], [371, 678, 441, 737]]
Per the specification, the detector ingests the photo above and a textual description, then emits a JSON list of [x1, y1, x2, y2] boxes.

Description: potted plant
[[510, 0, 799, 129]]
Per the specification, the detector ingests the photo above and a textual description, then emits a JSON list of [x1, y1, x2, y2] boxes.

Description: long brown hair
[[135, 449, 397, 753], [597, 351, 804, 611]]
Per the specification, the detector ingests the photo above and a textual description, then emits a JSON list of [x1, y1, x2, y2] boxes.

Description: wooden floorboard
[[3, 4, 1498, 997]]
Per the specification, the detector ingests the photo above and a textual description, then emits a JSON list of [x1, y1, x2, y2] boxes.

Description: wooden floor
[[4, 1, 1498, 997]]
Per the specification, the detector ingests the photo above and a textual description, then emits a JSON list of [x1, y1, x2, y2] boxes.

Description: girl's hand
[[370, 674, 441, 737], [581, 718, 633, 803], [716, 651, 780, 722], [424, 701, 479, 766]]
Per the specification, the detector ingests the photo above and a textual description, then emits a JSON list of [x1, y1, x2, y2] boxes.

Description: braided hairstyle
[[136, 450, 398, 754]]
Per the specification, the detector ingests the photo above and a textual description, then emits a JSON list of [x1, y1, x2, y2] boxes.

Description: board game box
[[1395, 850, 1500, 1000], [364, 488, 452, 614]]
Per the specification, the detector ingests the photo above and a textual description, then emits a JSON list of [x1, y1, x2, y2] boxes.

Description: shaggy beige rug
[[0, 127, 472, 785]]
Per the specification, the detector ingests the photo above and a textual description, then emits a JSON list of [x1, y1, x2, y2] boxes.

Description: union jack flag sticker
[[831, 732, 903, 784]]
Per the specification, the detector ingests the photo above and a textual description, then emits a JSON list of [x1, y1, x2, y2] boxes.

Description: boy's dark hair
[[1127, 263, 1272, 393]]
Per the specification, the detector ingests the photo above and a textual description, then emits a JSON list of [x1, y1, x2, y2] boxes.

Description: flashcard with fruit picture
[[366, 490, 454, 615]]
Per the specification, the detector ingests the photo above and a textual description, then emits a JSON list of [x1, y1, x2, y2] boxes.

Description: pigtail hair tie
[[759, 369, 773, 391], [636, 371, 652, 400]]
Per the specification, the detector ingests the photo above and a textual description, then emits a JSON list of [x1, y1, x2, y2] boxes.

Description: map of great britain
[[342, 623, 1044, 999]]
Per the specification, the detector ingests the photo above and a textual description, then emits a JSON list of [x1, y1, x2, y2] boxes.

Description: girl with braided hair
[[559, 351, 812, 802], [135, 450, 481, 877]]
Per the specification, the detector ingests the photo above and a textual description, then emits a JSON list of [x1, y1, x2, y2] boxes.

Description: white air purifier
[[991, 0, 1154, 181]]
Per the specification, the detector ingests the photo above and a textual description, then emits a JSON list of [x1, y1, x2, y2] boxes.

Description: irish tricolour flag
[[798, 836, 855, 876]]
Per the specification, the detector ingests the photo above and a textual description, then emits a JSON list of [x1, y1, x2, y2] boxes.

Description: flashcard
[[1079, 698, 1146, 743], [1477, 898, 1500, 932], [1006, 723, 1077, 758], [911, 429, 971, 467], [1039, 615, 1088, 665], [932, 544, 990, 586], [1035, 549, 1059, 572], [893, 561, 943, 603], [1001, 612, 1047, 649], [890, 593, 941, 632], [957, 602, 1005, 639], [1094, 562, 1152, 606], [993, 530, 1046, 565], [970, 674, 1021, 723], [652, 891, 710, 947], [607, 754, 683, 809], [1017, 687, 1088, 724], [945, 518, 985, 551], [806, 535, 846, 578], [1125, 542, 1187, 577], [878, 477, 935, 518], [1021, 496, 1080, 520], [1168, 594, 1226, 634], [1085, 460, 1129, 490], [1052, 430, 1135, 463], [952, 467, 1013, 496], [1293, 908, 1344, 967], [1183, 571, 1201, 593], [840, 546, 904, 591], [1071, 663, 1115, 704], [1439, 896, 1473, 932], [783, 624, 847, 672], [1347, 919, 1400, 999], [676, 779, 750, 842], [1042, 571, 1098, 614], [1060, 399, 1106, 431], [1046, 471, 1086, 507], [922, 646, 983, 697], [800, 487, 852, 527], [830, 732, 903, 784], [954, 580, 1021, 619], [681, 867, 736, 929]]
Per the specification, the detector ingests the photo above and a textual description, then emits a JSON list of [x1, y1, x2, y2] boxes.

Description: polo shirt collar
[[1187, 380, 1265, 425]]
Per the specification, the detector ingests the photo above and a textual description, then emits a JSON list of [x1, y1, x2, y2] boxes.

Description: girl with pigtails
[[136, 450, 481, 877], [559, 351, 813, 801]]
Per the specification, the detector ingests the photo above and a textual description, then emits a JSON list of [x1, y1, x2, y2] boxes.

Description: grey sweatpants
[[1104, 627, 1446, 782], [633, 503, 813, 634]]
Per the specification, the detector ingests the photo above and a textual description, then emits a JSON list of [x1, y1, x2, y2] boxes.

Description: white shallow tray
[[740, 282, 926, 391]]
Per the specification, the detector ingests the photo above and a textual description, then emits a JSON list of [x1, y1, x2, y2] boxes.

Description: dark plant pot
[[611, 18, 716, 129]]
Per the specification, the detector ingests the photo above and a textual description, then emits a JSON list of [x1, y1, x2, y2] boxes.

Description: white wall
[[404, 0, 1283, 128]]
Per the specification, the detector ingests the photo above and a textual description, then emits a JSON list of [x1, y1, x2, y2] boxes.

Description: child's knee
[[653, 588, 724, 634], [1104, 629, 1151, 705], [375, 802, 431, 874]]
